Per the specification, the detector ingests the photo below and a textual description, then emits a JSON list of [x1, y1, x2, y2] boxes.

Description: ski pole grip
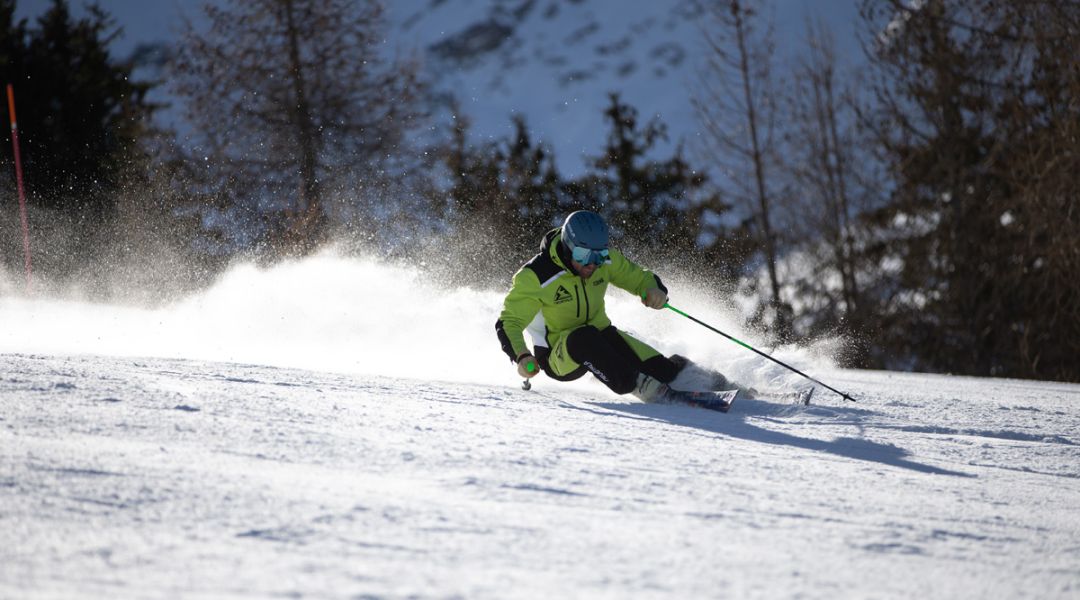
[[641, 291, 671, 309]]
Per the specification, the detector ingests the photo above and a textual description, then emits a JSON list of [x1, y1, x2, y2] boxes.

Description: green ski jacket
[[495, 228, 667, 364]]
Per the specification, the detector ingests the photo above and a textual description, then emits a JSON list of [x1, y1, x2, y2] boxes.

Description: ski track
[[2, 353, 1079, 599]]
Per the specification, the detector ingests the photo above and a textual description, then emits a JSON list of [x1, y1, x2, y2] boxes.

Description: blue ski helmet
[[561, 210, 610, 265]]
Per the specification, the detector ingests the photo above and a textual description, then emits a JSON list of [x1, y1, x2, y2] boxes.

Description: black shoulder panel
[[523, 250, 564, 285]]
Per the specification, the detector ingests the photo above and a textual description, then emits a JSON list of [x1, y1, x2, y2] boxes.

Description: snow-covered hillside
[[389, 0, 853, 176], [390, 0, 716, 174], [2, 254, 1079, 598], [15, 0, 863, 178]]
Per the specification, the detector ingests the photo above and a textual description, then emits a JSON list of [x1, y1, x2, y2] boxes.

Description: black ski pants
[[536, 325, 683, 395]]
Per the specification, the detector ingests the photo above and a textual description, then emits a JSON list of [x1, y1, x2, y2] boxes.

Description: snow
[[3, 253, 1080, 598]]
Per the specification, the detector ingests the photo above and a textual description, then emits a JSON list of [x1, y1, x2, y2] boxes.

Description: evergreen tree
[[0, 0, 155, 280], [438, 95, 743, 291], [434, 108, 563, 287], [0, 0, 151, 221], [569, 94, 716, 264], [859, 0, 1080, 381]]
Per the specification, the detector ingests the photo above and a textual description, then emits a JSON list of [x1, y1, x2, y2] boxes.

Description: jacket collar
[[541, 228, 576, 272]]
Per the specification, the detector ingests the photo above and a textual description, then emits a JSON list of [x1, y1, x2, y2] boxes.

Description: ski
[[700, 365, 814, 406], [749, 387, 815, 406], [667, 388, 738, 413]]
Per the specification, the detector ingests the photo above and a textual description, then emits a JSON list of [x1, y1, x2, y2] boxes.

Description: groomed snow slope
[[2, 254, 1079, 598]]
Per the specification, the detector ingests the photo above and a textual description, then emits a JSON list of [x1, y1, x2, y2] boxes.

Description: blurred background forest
[[0, 0, 1077, 382]]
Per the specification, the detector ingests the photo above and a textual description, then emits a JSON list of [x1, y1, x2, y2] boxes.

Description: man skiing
[[495, 210, 735, 410]]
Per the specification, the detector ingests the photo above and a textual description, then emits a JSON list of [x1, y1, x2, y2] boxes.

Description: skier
[[495, 210, 735, 409]]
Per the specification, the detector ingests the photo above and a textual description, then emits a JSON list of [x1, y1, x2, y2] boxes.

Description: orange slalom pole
[[6, 83, 31, 292]]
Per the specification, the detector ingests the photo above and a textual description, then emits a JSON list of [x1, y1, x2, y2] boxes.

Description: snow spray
[[0, 251, 836, 392]]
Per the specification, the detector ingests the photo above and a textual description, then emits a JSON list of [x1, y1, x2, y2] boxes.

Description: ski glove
[[642, 287, 668, 310], [517, 353, 539, 378]]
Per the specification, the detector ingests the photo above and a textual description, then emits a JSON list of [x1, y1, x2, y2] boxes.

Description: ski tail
[[754, 387, 815, 406]]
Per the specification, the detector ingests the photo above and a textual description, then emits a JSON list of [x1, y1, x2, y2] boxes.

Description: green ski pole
[[659, 301, 858, 402]]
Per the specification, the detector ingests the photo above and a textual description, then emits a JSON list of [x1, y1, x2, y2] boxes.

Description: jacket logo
[[554, 285, 572, 304], [592, 277, 605, 286]]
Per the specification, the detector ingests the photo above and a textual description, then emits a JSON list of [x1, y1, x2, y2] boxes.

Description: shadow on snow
[[583, 398, 975, 478]]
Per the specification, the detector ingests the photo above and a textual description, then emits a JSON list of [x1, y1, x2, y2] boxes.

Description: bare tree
[[170, 0, 423, 255], [783, 15, 877, 348], [692, 0, 792, 339]]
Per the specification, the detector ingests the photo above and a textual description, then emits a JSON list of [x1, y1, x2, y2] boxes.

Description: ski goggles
[[568, 244, 609, 266]]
